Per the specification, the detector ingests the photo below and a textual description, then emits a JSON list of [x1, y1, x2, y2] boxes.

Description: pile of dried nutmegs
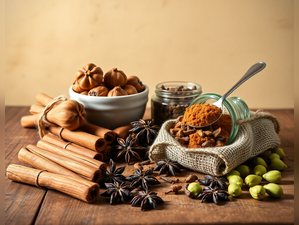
[[72, 63, 145, 97], [169, 115, 231, 148]]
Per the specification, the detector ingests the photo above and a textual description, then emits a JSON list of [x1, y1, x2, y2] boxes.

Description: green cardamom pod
[[253, 165, 267, 176], [235, 165, 250, 178], [226, 170, 241, 181], [270, 158, 287, 171], [228, 183, 242, 197], [249, 185, 266, 200], [228, 175, 243, 187], [245, 174, 262, 187], [268, 153, 280, 161], [253, 157, 268, 168], [271, 147, 286, 159], [264, 183, 283, 198], [187, 182, 202, 197], [262, 170, 281, 183]]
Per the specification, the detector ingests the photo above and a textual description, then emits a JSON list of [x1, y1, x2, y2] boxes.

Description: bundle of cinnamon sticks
[[8, 93, 137, 203]]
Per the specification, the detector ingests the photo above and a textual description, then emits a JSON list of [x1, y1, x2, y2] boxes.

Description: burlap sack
[[149, 110, 281, 176]]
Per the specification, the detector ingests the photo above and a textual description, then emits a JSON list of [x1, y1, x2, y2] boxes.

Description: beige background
[[5, 0, 294, 109]]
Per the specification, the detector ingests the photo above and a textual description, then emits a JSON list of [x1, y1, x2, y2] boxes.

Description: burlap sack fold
[[149, 110, 281, 176]]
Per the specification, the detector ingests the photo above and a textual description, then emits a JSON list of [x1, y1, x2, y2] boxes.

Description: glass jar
[[151, 81, 202, 126], [190, 93, 250, 145]]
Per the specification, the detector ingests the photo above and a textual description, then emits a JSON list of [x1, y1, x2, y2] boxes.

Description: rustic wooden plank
[[5, 107, 294, 225]]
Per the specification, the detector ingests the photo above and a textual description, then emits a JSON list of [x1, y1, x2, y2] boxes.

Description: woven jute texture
[[149, 110, 281, 176]]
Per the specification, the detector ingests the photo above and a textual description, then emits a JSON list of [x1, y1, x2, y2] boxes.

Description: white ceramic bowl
[[69, 85, 149, 130]]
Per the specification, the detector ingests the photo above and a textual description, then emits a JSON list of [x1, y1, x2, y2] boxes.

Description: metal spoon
[[187, 62, 266, 128]]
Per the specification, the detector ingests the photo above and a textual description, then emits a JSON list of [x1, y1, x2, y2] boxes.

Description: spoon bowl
[[186, 62, 266, 129]]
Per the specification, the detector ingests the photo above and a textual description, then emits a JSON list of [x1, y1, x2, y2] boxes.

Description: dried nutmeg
[[72, 80, 84, 93], [47, 100, 86, 130], [80, 91, 89, 95], [104, 68, 127, 88], [126, 75, 145, 92], [107, 86, 128, 97], [88, 86, 109, 96], [123, 85, 138, 95], [75, 63, 104, 91]]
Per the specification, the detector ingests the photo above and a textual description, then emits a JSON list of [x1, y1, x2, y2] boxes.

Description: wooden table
[[5, 107, 294, 225]]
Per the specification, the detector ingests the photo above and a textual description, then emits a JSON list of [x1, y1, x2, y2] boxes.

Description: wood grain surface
[[5, 107, 294, 225]]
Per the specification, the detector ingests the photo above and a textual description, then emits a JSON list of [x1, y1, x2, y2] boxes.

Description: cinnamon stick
[[113, 124, 133, 139], [35, 93, 53, 106], [36, 140, 107, 178], [80, 122, 116, 144], [42, 133, 103, 161], [49, 125, 107, 153], [6, 164, 99, 203], [18, 147, 84, 181], [26, 144, 103, 183], [29, 104, 45, 114], [20, 114, 40, 128]]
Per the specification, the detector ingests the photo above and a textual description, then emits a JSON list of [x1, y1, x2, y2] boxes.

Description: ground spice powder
[[183, 103, 222, 127]]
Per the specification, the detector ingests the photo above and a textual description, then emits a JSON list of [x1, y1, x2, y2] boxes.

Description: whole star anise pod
[[101, 181, 135, 205], [126, 168, 160, 190], [153, 159, 181, 177], [198, 175, 228, 190], [197, 186, 230, 205], [102, 159, 126, 184], [130, 191, 164, 211], [129, 119, 160, 144], [113, 135, 146, 164]]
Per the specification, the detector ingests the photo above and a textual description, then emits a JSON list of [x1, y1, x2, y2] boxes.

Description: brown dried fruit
[[72, 80, 84, 93], [107, 86, 128, 97], [80, 91, 89, 95], [88, 86, 109, 96], [47, 100, 86, 130], [126, 75, 145, 92], [104, 68, 127, 88], [75, 63, 103, 91], [123, 85, 138, 95]]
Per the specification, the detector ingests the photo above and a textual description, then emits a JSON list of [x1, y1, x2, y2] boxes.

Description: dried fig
[[126, 75, 145, 92], [123, 85, 138, 95], [88, 86, 109, 96], [104, 68, 127, 88], [107, 86, 128, 97], [75, 63, 103, 91]]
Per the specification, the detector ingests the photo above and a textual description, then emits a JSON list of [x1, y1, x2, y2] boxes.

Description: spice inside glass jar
[[189, 93, 250, 145], [151, 81, 202, 126]]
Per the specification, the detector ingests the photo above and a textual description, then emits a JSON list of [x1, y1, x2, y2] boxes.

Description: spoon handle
[[219, 62, 266, 103]]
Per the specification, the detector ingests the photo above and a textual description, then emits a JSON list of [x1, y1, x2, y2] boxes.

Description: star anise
[[198, 175, 228, 190], [153, 159, 181, 177], [113, 135, 146, 164], [129, 119, 160, 144], [126, 168, 160, 190], [102, 159, 126, 184], [197, 186, 230, 205], [130, 191, 164, 211], [101, 181, 135, 204]]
